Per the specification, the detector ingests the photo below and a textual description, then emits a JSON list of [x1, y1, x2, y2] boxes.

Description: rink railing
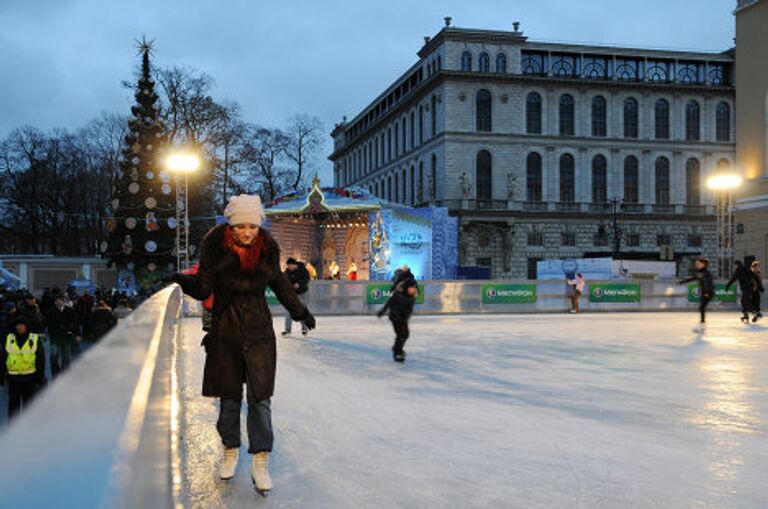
[[0, 285, 184, 509], [251, 279, 753, 316]]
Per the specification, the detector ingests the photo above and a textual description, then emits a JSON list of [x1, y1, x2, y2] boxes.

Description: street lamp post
[[598, 198, 625, 258], [707, 173, 742, 278], [166, 152, 201, 271]]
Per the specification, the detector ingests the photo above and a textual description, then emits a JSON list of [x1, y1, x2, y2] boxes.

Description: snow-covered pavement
[[178, 312, 768, 508]]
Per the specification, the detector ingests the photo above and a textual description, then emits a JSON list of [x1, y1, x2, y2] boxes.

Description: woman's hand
[[302, 309, 316, 330]]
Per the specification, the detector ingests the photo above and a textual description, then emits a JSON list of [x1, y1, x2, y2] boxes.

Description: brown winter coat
[[175, 224, 308, 400]]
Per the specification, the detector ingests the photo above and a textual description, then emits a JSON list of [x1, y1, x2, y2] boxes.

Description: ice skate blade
[[252, 477, 271, 497]]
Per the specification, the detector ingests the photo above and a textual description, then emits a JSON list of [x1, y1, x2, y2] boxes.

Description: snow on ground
[[178, 312, 768, 509]]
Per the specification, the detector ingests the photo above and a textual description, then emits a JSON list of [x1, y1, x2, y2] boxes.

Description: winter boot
[[251, 452, 272, 495], [219, 447, 239, 480]]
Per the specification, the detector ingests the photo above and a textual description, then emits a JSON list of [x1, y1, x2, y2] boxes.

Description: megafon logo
[[486, 288, 498, 300], [371, 288, 383, 300], [693, 287, 702, 298], [593, 287, 604, 298]]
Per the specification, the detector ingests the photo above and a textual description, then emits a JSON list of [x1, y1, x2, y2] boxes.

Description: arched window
[[496, 53, 507, 74], [476, 150, 492, 201], [394, 123, 399, 156], [686, 158, 700, 206], [685, 100, 700, 141], [401, 118, 406, 154], [394, 172, 399, 203], [431, 95, 437, 137], [418, 161, 424, 203], [387, 128, 392, 161], [624, 156, 639, 203], [387, 175, 392, 201], [623, 97, 638, 138], [559, 153, 575, 203], [559, 94, 575, 136], [461, 51, 472, 72], [409, 112, 415, 148], [526, 152, 542, 202], [418, 105, 424, 144], [592, 95, 607, 137], [655, 157, 670, 205], [717, 158, 731, 172], [410, 166, 415, 205], [655, 99, 669, 139], [402, 169, 406, 204], [478, 52, 490, 73], [716, 102, 730, 142], [476, 89, 492, 132], [592, 155, 608, 204], [526, 92, 542, 134]]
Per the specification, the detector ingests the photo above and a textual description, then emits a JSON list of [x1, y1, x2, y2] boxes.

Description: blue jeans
[[49, 341, 72, 377], [217, 396, 273, 454]]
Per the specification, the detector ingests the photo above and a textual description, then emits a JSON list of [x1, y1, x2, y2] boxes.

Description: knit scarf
[[223, 226, 267, 273]]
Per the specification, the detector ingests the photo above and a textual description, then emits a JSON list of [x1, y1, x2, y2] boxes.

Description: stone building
[[329, 18, 735, 278], [734, 0, 768, 268]]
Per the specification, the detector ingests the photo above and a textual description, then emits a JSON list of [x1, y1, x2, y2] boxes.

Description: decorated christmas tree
[[103, 39, 176, 288]]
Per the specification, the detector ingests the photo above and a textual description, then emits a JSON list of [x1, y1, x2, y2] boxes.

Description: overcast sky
[[0, 0, 735, 180]]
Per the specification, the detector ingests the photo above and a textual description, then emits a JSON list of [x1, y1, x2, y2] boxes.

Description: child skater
[[377, 279, 418, 362], [679, 257, 715, 332]]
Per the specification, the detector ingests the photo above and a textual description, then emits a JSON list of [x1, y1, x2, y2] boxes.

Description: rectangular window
[[527, 257, 541, 279], [476, 257, 492, 268], [562, 233, 576, 247], [527, 233, 544, 246], [627, 234, 640, 247], [593, 234, 609, 247], [688, 235, 702, 248], [657, 234, 672, 247]]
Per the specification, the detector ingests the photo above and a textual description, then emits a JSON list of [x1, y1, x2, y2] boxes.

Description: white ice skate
[[219, 447, 239, 480], [692, 323, 705, 333], [251, 452, 272, 495]]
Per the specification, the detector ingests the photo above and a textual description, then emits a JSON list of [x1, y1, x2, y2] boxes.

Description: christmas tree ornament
[[161, 183, 172, 195], [126, 217, 137, 229], [145, 197, 157, 209], [129, 183, 140, 194], [145, 240, 157, 253]]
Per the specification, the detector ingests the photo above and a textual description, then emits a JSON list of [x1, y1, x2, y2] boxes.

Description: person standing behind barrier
[[281, 258, 310, 337], [679, 258, 715, 332], [0, 316, 46, 419], [88, 300, 117, 344], [565, 273, 578, 314], [17, 292, 44, 334], [572, 273, 586, 313], [725, 260, 756, 324], [750, 261, 764, 322], [45, 293, 79, 377]]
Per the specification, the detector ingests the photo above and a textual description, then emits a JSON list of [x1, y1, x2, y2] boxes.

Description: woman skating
[[173, 194, 315, 495], [679, 258, 714, 332]]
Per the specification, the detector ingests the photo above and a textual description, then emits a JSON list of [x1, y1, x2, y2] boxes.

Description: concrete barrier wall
[[0, 286, 183, 509], [256, 279, 761, 316]]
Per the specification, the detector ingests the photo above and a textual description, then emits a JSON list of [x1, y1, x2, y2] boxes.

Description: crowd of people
[[0, 285, 141, 419]]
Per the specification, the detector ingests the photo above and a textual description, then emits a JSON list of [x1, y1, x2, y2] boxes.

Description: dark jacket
[[378, 283, 416, 323], [726, 265, 756, 294], [175, 224, 310, 400], [1, 323, 46, 386], [45, 305, 79, 343], [391, 269, 417, 291], [285, 262, 310, 295], [17, 302, 44, 333], [680, 268, 715, 297], [89, 306, 117, 342], [751, 269, 764, 293]]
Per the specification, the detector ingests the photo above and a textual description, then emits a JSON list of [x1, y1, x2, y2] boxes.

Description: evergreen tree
[[103, 39, 175, 287]]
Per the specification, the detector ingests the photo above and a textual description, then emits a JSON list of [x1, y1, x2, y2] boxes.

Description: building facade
[[734, 0, 768, 267], [330, 19, 735, 278]]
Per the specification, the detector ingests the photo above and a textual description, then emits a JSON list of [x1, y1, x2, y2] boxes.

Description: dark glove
[[162, 273, 181, 285], [200, 333, 212, 354], [301, 309, 316, 330], [377, 310, 385, 318]]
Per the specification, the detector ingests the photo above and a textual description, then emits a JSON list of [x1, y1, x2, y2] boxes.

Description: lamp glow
[[706, 173, 742, 191], [166, 153, 201, 172]]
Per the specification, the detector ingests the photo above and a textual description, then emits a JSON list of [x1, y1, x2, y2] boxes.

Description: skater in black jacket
[[725, 260, 757, 323], [679, 258, 715, 332], [377, 279, 418, 362]]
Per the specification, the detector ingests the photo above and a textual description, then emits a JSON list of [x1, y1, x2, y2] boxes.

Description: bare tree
[[241, 127, 291, 203], [284, 114, 323, 190]]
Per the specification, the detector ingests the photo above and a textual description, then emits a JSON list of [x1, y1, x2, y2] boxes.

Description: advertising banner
[[588, 283, 641, 303], [687, 283, 737, 303], [481, 284, 537, 304], [365, 283, 425, 305]]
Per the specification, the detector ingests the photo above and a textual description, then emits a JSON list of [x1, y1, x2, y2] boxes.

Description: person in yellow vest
[[0, 316, 46, 419]]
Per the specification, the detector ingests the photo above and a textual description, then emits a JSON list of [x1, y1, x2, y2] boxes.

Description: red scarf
[[223, 226, 267, 272]]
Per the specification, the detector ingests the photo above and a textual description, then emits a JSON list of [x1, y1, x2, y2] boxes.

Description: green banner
[[588, 283, 641, 303], [687, 283, 737, 303], [266, 288, 279, 305], [366, 283, 425, 305], [481, 284, 537, 304]]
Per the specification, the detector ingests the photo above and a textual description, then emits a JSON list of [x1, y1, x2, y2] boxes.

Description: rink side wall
[[240, 279, 763, 315]]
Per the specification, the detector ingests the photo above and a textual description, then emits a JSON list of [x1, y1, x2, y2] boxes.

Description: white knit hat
[[224, 194, 265, 226]]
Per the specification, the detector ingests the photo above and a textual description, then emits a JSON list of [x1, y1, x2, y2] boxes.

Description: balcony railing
[[523, 201, 548, 212], [683, 204, 707, 215], [652, 204, 675, 214], [555, 202, 581, 212], [621, 203, 644, 213]]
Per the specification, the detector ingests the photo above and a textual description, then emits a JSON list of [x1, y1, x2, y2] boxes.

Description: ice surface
[[179, 312, 768, 508]]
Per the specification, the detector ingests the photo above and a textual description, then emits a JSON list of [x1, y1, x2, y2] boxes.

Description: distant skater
[[679, 258, 714, 332], [377, 279, 418, 362], [725, 260, 757, 324], [567, 273, 586, 313], [750, 260, 764, 322]]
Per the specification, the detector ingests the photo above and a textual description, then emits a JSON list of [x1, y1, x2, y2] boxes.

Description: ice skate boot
[[753, 313, 762, 323], [281, 330, 290, 337], [251, 452, 272, 496], [394, 352, 406, 363], [741, 314, 750, 324], [219, 447, 239, 480], [692, 323, 705, 333]]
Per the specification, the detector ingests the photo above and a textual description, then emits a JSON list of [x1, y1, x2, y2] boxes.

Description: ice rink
[[178, 312, 768, 508]]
